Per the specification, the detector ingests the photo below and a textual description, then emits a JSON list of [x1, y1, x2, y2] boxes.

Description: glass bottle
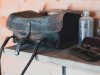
[[96, 20, 100, 37], [79, 10, 94, 47]]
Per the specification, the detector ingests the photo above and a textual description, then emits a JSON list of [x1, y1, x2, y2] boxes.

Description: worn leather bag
[[6, 10, 81, 51]]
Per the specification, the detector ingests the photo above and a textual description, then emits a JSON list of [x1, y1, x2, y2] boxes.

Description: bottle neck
[[98, 20, 100, 27], [83, 14, 89, 17]]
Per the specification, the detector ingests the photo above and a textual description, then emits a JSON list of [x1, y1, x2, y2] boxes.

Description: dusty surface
[[6, 44, 100, 67]]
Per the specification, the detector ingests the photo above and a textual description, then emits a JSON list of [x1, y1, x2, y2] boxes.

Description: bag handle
[[43, 9, 82, 15]]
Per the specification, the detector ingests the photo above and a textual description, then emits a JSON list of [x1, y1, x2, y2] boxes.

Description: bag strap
[[15, 22, 31, 55], [0, 36, 14, 57], [21, 38, 46, 75]]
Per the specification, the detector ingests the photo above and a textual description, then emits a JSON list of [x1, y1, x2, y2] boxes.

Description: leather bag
[[6, 10, 81, 52]]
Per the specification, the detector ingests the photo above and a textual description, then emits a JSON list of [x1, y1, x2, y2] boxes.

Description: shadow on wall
[[0, 0, 100, 47]]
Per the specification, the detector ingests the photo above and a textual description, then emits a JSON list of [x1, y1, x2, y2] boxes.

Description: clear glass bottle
[[79, 10, 94, 47], [96, 20, 100, 37]]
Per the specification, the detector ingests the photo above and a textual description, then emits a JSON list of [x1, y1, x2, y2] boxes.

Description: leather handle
[[43, 9, 82, 15]]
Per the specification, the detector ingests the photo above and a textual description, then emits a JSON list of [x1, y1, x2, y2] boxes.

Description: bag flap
[[6, 10, 63, 33]]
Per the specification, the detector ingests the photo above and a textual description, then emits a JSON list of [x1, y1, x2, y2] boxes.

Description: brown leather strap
[[43, 9, 82, 15]]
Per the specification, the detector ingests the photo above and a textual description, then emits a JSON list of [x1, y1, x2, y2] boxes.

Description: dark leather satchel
[[6, 10, 81, 54], [0, 10, 81, 75]]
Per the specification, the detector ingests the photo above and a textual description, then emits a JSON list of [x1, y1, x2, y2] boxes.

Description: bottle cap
[[83, 10, 90, 15]]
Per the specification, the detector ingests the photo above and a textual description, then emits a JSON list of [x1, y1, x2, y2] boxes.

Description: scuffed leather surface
[[13, 31, 60, 49], [12, 12, 81, 49], [6, 10, 63, 33]]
